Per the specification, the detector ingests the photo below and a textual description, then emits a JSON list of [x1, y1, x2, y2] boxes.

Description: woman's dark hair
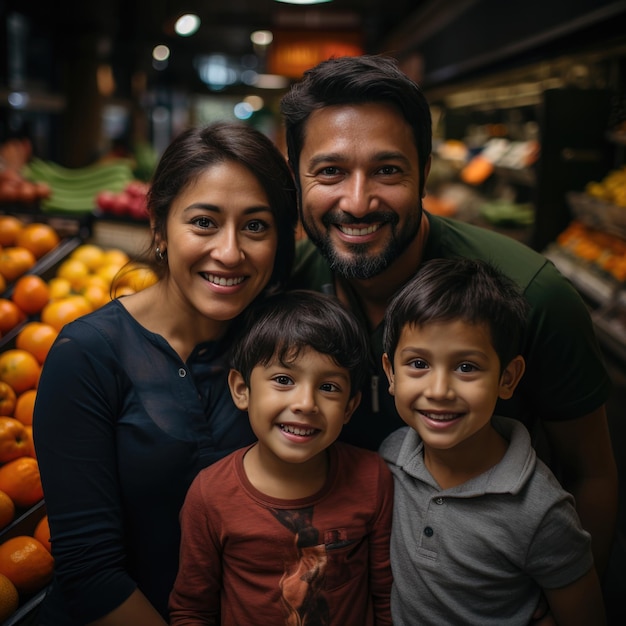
[[146, 121, 298, 293], [230, 290, 369, 397], [280, 54, 432, 196], [383, 258, 530, 371]]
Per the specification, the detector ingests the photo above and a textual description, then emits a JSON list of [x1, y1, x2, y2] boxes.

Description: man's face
[[298, 102, 425, 280]]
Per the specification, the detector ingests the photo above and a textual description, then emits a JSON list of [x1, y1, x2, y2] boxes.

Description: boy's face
[[382, 319, 524, 453], [229, 347, 360, 467]]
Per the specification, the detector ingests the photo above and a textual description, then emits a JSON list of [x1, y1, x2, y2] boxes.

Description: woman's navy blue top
[[33, 298, 255, 623]]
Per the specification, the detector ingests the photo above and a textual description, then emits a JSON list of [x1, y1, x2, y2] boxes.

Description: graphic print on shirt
[[270, 506, 330, 626]]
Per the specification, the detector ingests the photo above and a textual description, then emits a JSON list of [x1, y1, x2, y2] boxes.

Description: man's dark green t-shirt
[[288, 213, 612, 451]]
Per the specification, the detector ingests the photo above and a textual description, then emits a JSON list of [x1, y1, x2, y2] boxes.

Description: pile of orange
[[0, 535, 53, 595], [0, 217, 59, 289], [0, 227, 159, 619], [0, 571, 18, 622]]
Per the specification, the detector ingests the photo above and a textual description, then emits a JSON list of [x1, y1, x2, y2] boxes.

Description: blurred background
[[1, 1, 626, 623]]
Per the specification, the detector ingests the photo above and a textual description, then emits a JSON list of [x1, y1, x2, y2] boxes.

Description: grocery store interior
[[1, 0, 626, 623]]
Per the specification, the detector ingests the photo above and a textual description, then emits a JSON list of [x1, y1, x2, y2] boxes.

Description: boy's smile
[[229, 347, 360, 471], [383, 319, 522, 461]]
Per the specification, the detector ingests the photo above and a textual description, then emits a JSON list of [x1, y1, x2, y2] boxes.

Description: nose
[[291, 384, 319, 415], [211, 225, 244, 267], [338, 172, 379, 218], [425, 370, 455, 401]]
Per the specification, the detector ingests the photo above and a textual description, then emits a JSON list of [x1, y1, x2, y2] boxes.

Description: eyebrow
[[399, 346, 490, 360], [306, 150, 412, 169], [183, 203, 272, 214]]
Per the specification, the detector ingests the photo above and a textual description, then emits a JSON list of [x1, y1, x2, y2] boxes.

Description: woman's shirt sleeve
[[33, 323, 136, 622]]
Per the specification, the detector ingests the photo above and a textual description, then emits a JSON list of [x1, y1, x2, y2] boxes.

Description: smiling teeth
[[339, 224, 381, 236], [206, 274, 245, 286], [423, 412, 459, 421], [280, 424, 316, 436]]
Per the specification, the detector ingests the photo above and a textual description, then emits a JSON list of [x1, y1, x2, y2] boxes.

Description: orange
[[55, 258, 89, 290], [0, 382, 16, 417], [0, 247, 37, 282], [41, 295, 92, 332], [0, 416, 31, 463], [47, 276, 72, 301], [15, 321, 58, 365], [0, 216, 23, 247], [22, 425, 35, 459], [0, 273, 6, 295], [0, 457, 43, 508], [97, 263, 123, 287], [33, 515, 51, 553], [0, 535, 53, 595], [0, 349, 41, 395], [70, 244, 105, 271], [115, 264, 158, 293], [14, 390, 37, 426], [0, 491, 15, 531], [0, 298, 25, 334], [15, 223, 60, 259], [11, 274, 50, 315], [0, 572, 19, 622], [81, 283, 109, 310], [101, 248, 129, 269]]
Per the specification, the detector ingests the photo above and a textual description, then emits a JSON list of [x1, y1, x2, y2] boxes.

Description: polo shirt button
[[435, 497, 444, 505], [424, 526, 434, 537], [178, 368, 187, 377]]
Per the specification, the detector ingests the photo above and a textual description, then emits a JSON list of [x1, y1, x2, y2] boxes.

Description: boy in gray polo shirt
[[379, 257, 605, 625]]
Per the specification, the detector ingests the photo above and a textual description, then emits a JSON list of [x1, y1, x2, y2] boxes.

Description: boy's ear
[[498, 355, 525, 400], [342, 391, 362, 425], [382, 353, 395, 396], [228, 369, 250, 410]]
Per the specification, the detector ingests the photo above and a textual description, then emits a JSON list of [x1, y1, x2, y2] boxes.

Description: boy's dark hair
[[383, 258, 530, 370], [230, 290, 368, 396], [280, 54, 432, 197]]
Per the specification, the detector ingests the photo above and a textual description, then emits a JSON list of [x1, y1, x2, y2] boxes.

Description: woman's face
[[161, 160, 278, 324]]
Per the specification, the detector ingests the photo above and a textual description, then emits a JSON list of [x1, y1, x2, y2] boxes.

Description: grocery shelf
[[0, 588, 46, 626], [0, 501, 47, 626], [544, 246, 626, 363], [544, 247, 618, 304]]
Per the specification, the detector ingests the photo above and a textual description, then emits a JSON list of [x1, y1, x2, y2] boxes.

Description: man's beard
[[301, 204, 422, 280]]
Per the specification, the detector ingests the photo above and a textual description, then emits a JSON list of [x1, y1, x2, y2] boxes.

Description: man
[[281, 54, 617, 579]]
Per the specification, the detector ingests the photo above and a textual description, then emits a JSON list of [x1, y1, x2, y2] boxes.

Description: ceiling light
[[274, 1, 333, 5], [175, 14, 201, 37], [251, 30, 273, 46], [152, 45, 170, 62]]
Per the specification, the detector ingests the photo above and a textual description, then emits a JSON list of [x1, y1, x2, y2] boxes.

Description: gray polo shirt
[[379, 416, 593, 625]]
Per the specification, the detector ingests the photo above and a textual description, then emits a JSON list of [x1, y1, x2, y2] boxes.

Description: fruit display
[[95, 180, 150, 220], [584, 165, 626, 208], [21, 157, 135, 214], [555, 221, 626, 282], [0, 216, 158, 622], [0, 169, 51, 206]]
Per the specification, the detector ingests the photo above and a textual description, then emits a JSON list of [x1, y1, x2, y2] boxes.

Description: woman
[[33, 122, 298, 625]]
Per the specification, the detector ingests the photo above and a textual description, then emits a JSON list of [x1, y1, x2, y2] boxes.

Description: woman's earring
[[156, 246, 167, 262]]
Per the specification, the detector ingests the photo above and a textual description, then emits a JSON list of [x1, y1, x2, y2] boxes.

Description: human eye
[[244, 218, 271, 234], [312, 165, 343, 181], [457, 362, 478, 374], [320, 382, 341, 393], [272, 375, 293, 386], [190, 215, 216, 229], [408, 359, 429, 370], [377, 164, 401, 176]]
